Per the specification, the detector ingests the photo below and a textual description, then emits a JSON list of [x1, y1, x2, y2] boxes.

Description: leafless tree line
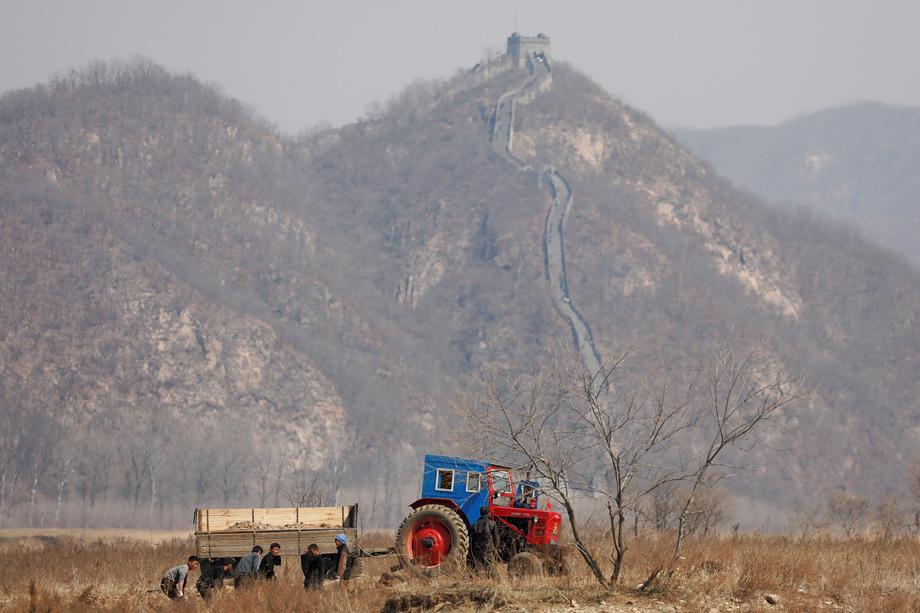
[[791, 473, 920, 540], [0, 403, 338, 529], [458, 344, 807, 587]]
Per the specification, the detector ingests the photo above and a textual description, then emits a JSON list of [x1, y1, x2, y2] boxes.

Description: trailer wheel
[[395, 504, 469, 573]]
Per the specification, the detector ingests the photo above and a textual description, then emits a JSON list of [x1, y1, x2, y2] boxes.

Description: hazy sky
[[2, 0, 918, 134]]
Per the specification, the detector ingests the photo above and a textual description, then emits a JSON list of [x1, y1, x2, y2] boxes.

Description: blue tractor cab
[[419, 454, 493, 521]]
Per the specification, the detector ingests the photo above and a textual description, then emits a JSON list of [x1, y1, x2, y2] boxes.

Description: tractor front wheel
[[395, 504, 469, 573], [508, 551, 543, 579]]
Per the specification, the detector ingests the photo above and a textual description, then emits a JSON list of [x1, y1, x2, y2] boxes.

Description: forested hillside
[[675, 102, 920, 266], [1, 58, 918, 529]]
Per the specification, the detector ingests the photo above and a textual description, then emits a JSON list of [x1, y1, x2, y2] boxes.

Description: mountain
[[1, 55, 918, 529], [674, 102, 920, 266]]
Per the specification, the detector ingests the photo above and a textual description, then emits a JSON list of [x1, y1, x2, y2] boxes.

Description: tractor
[[395, 454, 565, 575]]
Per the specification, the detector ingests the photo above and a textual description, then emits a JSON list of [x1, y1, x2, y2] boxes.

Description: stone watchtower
[[506, 32, 551, 68]]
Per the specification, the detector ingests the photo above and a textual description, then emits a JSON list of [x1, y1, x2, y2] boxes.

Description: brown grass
[[0, 529, 917, 611], [0, 528, 191, 547]]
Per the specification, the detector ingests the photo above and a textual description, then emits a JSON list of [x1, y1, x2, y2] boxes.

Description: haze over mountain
[[1, 47, 918, 529], [675, 102, 920, 266]]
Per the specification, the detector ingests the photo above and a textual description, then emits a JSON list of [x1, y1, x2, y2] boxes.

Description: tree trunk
[[27, 470, 39, 527], [4, 471, 19, 520], [608, 500, 627, 583], [55, 458, 72, 527], [259, 466, 269, 506], [669, 488, 699, 575], [149, 469, 157, 526], [55, 478, 66, 527], [564, 498, 607, 586], [272, 462, 285, 506], [383, 467, 393, 529]]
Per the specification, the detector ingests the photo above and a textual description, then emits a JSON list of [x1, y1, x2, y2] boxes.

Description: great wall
[[490, 33, 605, 377]]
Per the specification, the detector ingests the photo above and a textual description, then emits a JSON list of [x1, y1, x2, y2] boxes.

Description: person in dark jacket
[[301, 543, 325, 589], [259, 542, 282, 580], [196, 558, 233, 601], [234, 545, 263, 589], [471, 506, 499, 575]]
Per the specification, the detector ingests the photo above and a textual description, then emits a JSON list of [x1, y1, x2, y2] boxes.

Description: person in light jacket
[[160, 555, 199, 599], [234, 545, 263, 589]]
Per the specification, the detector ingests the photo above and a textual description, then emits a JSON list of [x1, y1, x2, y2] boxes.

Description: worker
[[259, 542, 282, 580], [471, 506, 499, 576], [160, 555, 199, 599], [301, 543, 325, 589], [234, 545, 263, 589], [196, 558, 233, 601], [332, 533, 354, 580]]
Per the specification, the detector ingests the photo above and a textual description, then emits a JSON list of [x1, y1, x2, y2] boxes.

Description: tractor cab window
[[466, 472, 482, 492], [489, 469, 513, 505], [435, 469, 454, 492], [516, 482, 539, 508]]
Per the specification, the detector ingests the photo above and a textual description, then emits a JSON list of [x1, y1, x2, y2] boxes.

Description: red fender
[[409, 498, 461, 512]]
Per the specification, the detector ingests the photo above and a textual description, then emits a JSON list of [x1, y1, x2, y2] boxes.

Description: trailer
[[193, 505, 360, 572]]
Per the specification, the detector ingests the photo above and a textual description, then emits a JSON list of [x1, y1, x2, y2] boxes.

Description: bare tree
[[73, 420, 114, 511], [52, 440, 75, 528], [214, 418, 252, 505], [826, 492, 870, 537], [648, 481, 691, 532], [872, 495, 904, 539], [628, 503, 645, 538], [254, 449, 275, 506], [0, 403, 26, 522], [567, 351, 699, 582], [667, 346, 806, 574], [458, 345, 792, 586], [24, 406, 62, 527], [674, 486, 730, 537], [286, 473, 334, 507], [788, 498, 827, 535]]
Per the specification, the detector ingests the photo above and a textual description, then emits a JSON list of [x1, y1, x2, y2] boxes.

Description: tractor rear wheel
[[395, 504, 469, 574]]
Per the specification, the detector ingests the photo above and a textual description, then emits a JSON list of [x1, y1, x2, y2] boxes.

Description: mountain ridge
[[1, 55, 918, 528], [674, 101, 920, 266]]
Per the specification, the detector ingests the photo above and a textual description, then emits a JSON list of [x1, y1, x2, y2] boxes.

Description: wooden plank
[[195, 528, 357, 557], [195, 506, 354, 531]]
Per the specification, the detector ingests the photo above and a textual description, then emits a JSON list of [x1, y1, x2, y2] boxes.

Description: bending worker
[[160, 555, 199, 599]]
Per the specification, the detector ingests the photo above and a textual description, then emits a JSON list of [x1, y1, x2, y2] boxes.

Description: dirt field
[[0, 529, 917, 612]]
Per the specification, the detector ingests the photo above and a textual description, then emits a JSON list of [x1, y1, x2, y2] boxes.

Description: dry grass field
[[0, 529, 917, 612]]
